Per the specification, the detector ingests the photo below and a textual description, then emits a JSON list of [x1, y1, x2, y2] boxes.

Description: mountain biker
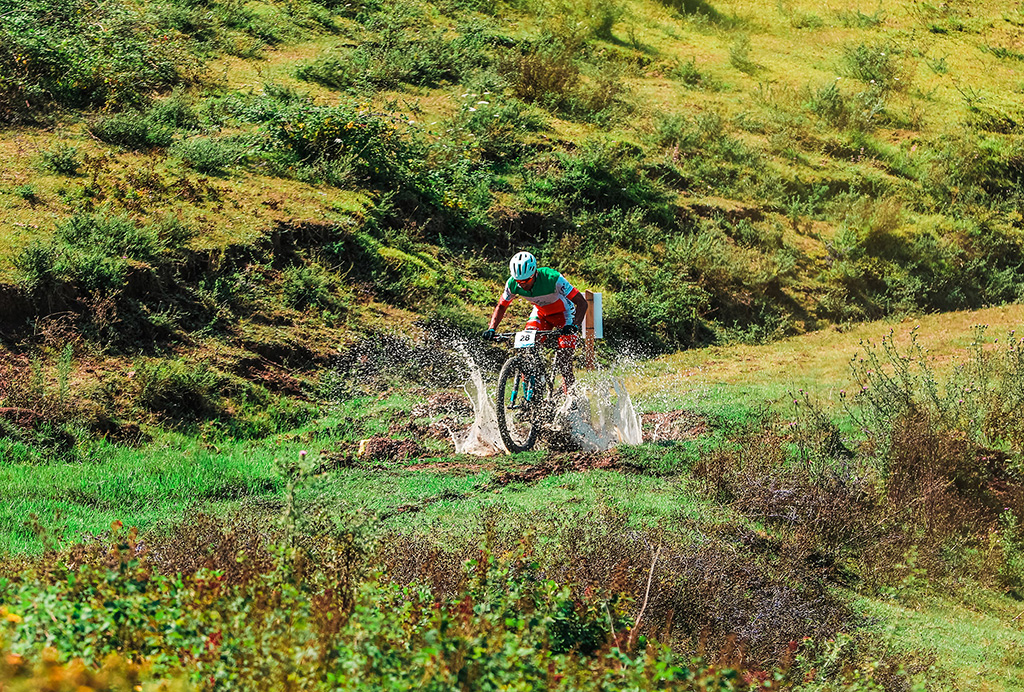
[[481, 251, 588, 393]]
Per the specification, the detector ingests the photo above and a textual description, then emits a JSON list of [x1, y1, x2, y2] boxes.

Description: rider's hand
[[560, 324, 580, 336], [481, 328, 496, 341]]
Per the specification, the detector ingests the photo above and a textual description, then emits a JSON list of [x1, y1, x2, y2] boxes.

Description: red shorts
[[525, 309, 579, 349]]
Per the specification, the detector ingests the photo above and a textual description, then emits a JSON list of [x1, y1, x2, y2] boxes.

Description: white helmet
[[509, 251, 537, 281]]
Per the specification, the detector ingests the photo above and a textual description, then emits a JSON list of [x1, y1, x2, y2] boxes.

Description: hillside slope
[[1, 0, 1023, 444]]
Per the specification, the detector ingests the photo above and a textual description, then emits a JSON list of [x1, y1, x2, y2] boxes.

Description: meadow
[[3, 0, 1024, 688]]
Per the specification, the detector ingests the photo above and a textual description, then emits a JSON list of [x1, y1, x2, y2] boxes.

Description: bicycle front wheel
[[495, 355, 547, 453]]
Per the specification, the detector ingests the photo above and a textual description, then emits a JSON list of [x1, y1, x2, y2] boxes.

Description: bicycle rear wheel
[[495, 355, 547, 453]]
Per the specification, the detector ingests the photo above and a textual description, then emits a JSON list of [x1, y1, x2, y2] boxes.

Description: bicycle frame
[[492, 329, 561, 452]]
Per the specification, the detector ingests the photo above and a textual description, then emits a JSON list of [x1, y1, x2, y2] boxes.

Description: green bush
[[669, 57, 721, 90], [15, 211, 168, 303], [39, 143, 82, 176], [170, 137, 243, 174], [146, 89, 200, 129], [136, 359, 223, 421], [840, 41, 907, 92], [281, 264, 338, 310], [89, 112, 175, 149], [0, 530, 771, 691], [0, 0, 200, 120], [297, 20, 496, 91], [267, 99, 420, 186]]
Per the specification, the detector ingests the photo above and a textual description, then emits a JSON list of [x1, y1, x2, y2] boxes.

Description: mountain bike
[[493, 329, 563, 453]]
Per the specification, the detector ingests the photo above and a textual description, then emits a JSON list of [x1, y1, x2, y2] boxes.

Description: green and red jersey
[[499, 266, 581, 325]]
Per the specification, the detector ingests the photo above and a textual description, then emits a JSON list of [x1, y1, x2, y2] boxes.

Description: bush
[[267, 100, 419, 186], [669, 57, 720, 90], [170, 137, 243, 174], [840, 41, 908, 92], [0, 511, 826, 691], [0, 0, 201, 121], [136, 359, 223, 421], [15, 211, 168, 306], [297, 21, 496, 91], [89, 112, 175, 149], [146, 89, 200, 130], [39, 143, 82, 175], [281, 264, 338, 310]]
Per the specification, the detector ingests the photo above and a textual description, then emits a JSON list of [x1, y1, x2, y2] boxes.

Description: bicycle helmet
[[509, 251, 537, 281]]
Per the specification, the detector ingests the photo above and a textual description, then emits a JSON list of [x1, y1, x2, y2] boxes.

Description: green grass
[[855, 593, 1024, 690], [0, 435, 285, 552]]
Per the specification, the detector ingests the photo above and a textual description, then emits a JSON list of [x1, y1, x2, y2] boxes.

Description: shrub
[[281, 264, 337, 310], [267, 99, 421, 187], [15, 211, 168, 307], [729, 34, 759, 74], [298, 21, 496, 91], [669, 57, 720, 90], [39, 143, 82, 175], [136, 359, 223, 421], [146, 89, 200, 129], [503, 43, 581, 105], [840, 41, 908, 92], [0, 0, 201, 121], [170, 137, 243, 174], [14, 184, 37, 203], [89, 112, 175, 149]]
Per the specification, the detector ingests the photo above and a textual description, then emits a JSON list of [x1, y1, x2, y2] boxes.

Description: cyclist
[[481, 251, 588, 392]]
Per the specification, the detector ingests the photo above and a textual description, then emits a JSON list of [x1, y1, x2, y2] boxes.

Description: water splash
[[452, 343, 643, 455], [452, 345, 508, 456], [554, 378, 643, 451]]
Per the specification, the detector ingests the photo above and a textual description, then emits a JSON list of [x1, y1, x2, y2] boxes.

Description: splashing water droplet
[[452, 345, 507, 456]]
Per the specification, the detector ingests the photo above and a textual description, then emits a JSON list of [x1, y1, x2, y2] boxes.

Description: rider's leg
[[555, 347, 575, 393]]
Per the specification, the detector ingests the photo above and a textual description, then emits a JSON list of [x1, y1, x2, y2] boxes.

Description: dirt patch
[[358, 435, 428, 462], [413, 391, 473, 418], [643, 409, 710, 442], [402, 460, 492, 474], [493, 450, 621, 485], [390, 417, 458, 442], [232, 357, 306, 398]]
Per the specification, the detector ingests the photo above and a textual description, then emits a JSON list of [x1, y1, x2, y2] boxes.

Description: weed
[[840, 41, 908, 92], [135, 358, 223, 421], [728, 34, 760, 75], [925, 54, 949, 74], [835, 7, 885, 28], [281, 263, 340, 310], [669, 57, 721, 90], [146, 89, 200, 129], [14, 184, 38, 203]]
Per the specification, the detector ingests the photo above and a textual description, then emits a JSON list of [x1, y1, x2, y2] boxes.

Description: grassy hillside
[[2, 0, 1024, 438]]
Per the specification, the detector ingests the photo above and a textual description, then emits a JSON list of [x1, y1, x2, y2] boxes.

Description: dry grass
[[634, 303, 1024, 402]]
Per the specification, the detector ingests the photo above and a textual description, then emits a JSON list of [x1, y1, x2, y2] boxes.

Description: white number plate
[[513, 330, 538, 349]]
